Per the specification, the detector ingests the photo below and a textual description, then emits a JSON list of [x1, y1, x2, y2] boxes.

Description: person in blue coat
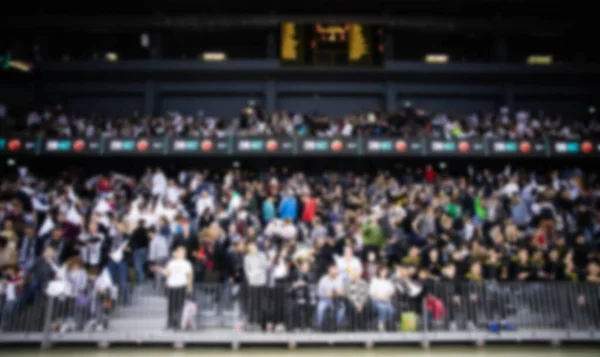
[[262, 196, 276, 223], [278, 192, 298, 221]]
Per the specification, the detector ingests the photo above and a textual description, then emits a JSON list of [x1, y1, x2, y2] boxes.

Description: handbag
[[45, 280, 72, 297], [76, 294, 89, 307], [401, 311, 418, 332]]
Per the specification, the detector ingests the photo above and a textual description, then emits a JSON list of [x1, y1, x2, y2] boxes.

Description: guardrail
[[1, 135, 599, 158], [1, 282, 599, 347]]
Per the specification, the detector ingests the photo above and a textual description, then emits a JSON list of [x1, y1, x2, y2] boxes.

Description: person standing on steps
[[130, 219, 150, 285], [153, 244, 193, 330]]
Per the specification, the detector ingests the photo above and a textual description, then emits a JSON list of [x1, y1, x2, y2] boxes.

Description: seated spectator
[[369, 266, 395, 331], [315, 264, 345, 329], [335, 246, 362, 283], [344, 269, 369, 331]]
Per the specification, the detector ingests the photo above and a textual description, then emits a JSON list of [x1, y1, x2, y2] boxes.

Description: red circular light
[[395, 140, 407, 152], [266, 140, 278, 152], [581, 141, 593, 153], [201, 140, 213, 151], [458, 141, 470, 152], [73, 139, 85, 152], [137, 140, 149, 151], [331, 140, 343, 152], [520, 142, 531, 153], [7, 139, 21, 151]]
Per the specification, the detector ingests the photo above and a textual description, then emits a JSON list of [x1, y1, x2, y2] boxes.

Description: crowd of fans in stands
[[3, 103, 600, 139], [0, 158, 599, 332]]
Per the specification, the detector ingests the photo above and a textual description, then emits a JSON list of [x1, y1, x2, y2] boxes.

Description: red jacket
[[424, 168, 436, 183], [97, 177, 112, 192], [425, 296, 446, 321], [301, 198, 317, 223]]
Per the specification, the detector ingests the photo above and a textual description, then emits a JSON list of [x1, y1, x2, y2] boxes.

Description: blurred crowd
[[4, 103, 600, 139], [0, 162, 599, 332]]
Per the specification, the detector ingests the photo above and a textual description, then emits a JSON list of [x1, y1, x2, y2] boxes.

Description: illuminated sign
[[171, 138, 229, 155], [299, 138, 359, 155], [364, 139, 423, 155]]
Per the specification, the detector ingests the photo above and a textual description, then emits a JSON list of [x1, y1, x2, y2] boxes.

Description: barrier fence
[[4, 135, 600, 158], [1, 282, 599, 346]]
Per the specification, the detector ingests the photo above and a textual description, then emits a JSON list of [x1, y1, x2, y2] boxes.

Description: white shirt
[[165, 186, 181, 204], [4, 281, 16, 301], [267, 220, 297, 240], [79, 233, 105, 266], [195, 196, 215, 216], [463, 222, 475, 241], [272, 257, 289, 279], [341, 123, 353, 136], [502, 182, 520, 197], [141, 211, 157, 228], [278, 224, 297, 240], [152, 172, 167, 196], [27, 111, 41, 126], [335, 255, 363, 278], [166, 259, 192, 288], [160, 206, 178, 224], [94, 199, 112, 215], [369, 278, 395, 301], [95, 268, 114, 292]]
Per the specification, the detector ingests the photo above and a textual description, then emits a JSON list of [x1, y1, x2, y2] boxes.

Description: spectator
[[153, 245, 193, 330], [0, 230, 17, 269], [0, 265, 22, 329], [152, 168, 167, 198], [26, 246, 57, 301], [289, 260, 316, 331], [243, 241, 268, 330], [344, 269, 369, 331], [278, 191, 298, 221], [335, 246, 362, 282], [301, 194, 318, 223], [315, 265, 344, 329], [361, 216, 384, 260], [262, 196, 276, 223], [149, 227, 170, 291], [17, 225, 37, 270], [195, 190, 215, 218], [130, 219, 150, 284], [106, 222, 130, 303], [369, 266, 395, 331]]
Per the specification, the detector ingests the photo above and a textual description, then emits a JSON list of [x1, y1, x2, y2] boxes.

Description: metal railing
[[1, 281, 599, 346]]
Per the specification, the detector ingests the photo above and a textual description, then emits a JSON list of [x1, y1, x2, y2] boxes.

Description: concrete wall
[[1, 60, 598, 118]]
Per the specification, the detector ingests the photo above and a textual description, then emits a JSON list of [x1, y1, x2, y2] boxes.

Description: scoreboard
[[280, 22, 384, 66]]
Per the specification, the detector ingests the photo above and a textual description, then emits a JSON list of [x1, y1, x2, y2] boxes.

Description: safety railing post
[[422, 295, 429, 349], [41, 297, 54, 349]]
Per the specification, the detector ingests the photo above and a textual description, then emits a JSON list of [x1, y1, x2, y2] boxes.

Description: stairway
[[109, 284, 167, 332], [108, 283, 241, 334]]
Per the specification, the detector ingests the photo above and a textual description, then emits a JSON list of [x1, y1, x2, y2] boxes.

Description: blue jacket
[[278, 196, 298, 220], [262, 200, 276, 222]]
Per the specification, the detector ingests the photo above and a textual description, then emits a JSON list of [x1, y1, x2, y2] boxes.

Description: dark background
[[0, 0, 597, 119]]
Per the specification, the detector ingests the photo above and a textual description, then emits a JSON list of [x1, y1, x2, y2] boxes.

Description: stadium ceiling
[[0, 0, 583, 35], [0, 14, 577, 36]]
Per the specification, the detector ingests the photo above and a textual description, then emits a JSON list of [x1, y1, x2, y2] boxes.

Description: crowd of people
[[3, 103, 600, 139], [0, 159, 599, 333]]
